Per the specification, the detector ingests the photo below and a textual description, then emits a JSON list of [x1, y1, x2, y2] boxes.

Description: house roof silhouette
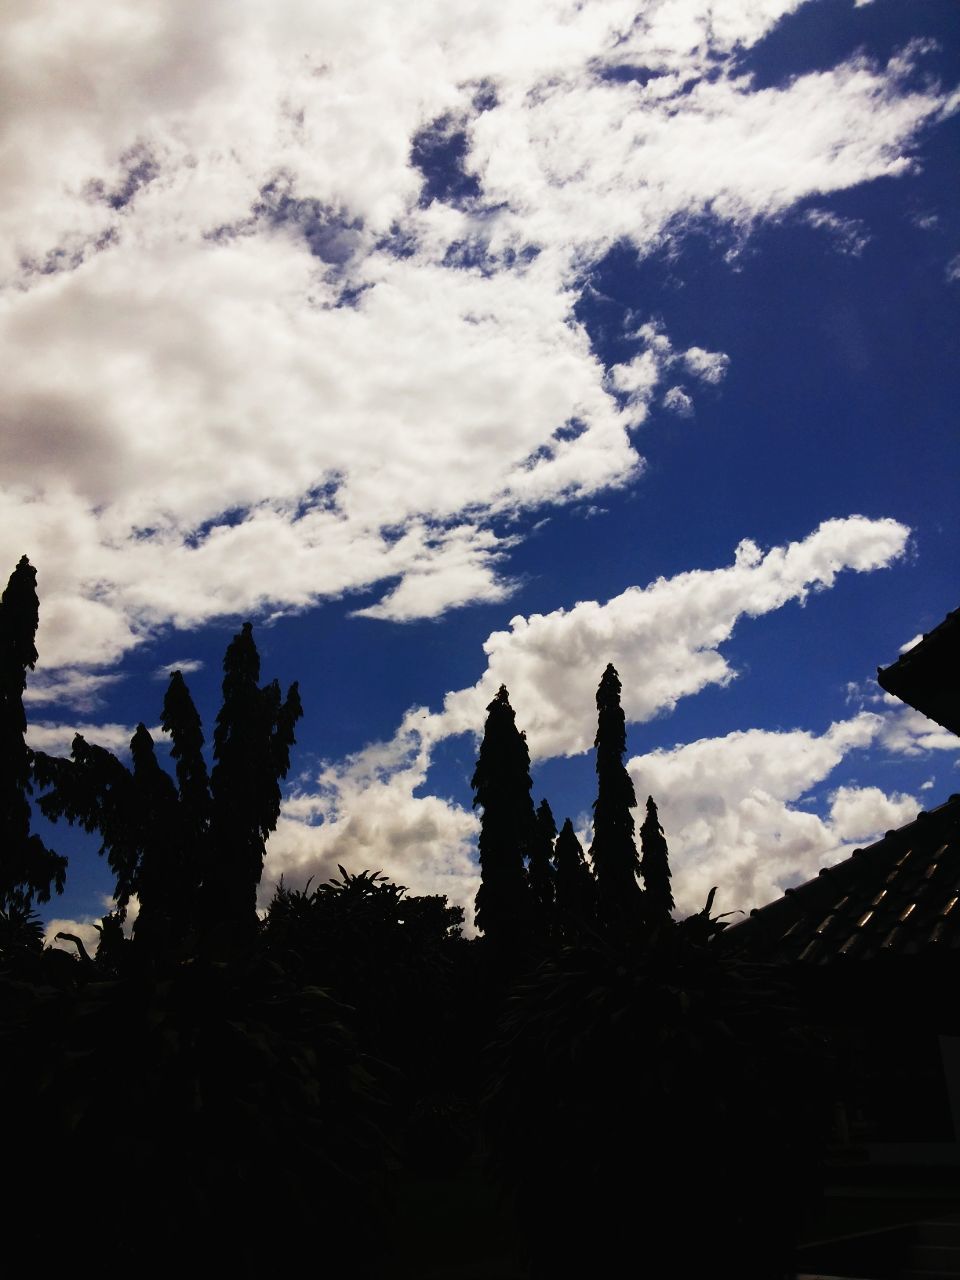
[[726, 602, 960, 964]]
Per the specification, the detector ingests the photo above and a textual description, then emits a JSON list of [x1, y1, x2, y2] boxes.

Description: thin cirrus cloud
[[0, 2, 954, 677]]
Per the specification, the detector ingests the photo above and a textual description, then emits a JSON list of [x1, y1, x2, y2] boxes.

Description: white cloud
[[803, 207, 870, 256], [682, 346, 731, 384], [0, 4, 951, 677], [946, 254, 960, 283], [45, 916, 103, 957], [153, 658, 204, 679], [24, 668, 124, 712], [627, 716, 917, 916], [26, 720, 165, 757], [264, 713, 480, 926], [826, 784, 918, 842], [899, 633, 923, 653], [663, 385, 694, 416], [43, 892, 136, 954], [433, 515, 910, 759]]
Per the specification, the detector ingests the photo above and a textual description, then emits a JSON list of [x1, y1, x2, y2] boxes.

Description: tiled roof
[[722, 794, 960, 964], [877, 606, 960, 737]]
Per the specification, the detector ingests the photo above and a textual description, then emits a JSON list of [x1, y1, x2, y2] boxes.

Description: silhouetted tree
[[161, 669, 210, 887], [472, 685, 536, 950], [129, 722, 188, 949], [205, 622, 302, 945], [0, 557, 66, 911], [528, 798, 557, 941], [36, 731, 142, 915], [589, 663, 642, 926], [553, 817, 596, 938], [639, 794, 675, 925]]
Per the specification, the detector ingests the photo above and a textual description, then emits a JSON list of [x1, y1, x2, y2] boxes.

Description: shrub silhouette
[[483, 923, 829, 1278]]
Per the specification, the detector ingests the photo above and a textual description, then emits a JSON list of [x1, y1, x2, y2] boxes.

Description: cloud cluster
[[1, 2, 953, 674]]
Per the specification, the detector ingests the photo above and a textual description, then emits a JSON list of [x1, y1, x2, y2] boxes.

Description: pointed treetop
[[0, 556, 40, 684], [536, 797, 557, 842], [0, 555, 67, 911], [639, 794, 675, 920], [590, 662, 641, 921], [472, 683, 536, 948]]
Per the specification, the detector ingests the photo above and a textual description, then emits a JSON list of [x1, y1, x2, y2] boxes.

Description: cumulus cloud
[[0, 2, 952, 676], [44, 916, 104, 958], [433, 515, 910, 759], [264, 712, 479, 924], [663, 386, 695, 416], [627, 717, 921, 917], [43, 894, 137, 955]]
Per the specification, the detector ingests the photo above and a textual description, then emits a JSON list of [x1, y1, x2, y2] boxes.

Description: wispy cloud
[[153, 658, 204, 680]]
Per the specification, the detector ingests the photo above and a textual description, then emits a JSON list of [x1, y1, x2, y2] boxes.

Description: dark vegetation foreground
[[1, 557, 848, 1275]]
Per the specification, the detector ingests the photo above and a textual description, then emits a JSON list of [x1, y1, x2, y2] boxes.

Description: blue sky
[[3, 0, 957, 943]]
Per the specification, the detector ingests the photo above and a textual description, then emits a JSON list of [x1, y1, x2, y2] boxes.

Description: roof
[[877, 606, 960, 737], [722, 794, 960, 964]]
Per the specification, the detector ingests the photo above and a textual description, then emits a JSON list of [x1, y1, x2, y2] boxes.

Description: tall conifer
[[553, 818, 596, 937], [589, 663, 642, 924], [471, 685, 535, 948], [639, 795, 675, 923], [0, 557, 67, 910], [161, 670, 210, 934], [129, 723, 183, 947], [206, 622, 302, 941], [528, 797, 557, 941]]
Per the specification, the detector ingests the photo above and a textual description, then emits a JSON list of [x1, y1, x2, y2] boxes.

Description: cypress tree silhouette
[[589, 663, 642, 925], [206, 622, 302, 944], [528, 797, 557, 941], [639, 794, 675, 924], [129, 722, 188, 949], [0, 557, 67, 911], [472, 685, 535, 949], [553, 817, 597, 937], [159, 669, 210, 937], [161, 670, 210, 845]]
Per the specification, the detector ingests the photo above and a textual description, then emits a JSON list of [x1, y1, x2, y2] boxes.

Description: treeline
[[0, 557, 829, 1277]]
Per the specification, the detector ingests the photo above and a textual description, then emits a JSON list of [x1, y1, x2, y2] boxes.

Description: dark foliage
[[3, 559, 858, 1274], [1, 950, 391, 1270], [528, 798, 557, 941], [35, 621, 301, 956], [0, 557, 67, 910], [589, 663, 642, 926], [264, 867, 476, 1175], [639, 793, 675, 923], [472, 685, 536, 951], [552, 817, 597, 940], [483, 926, 831, 1278]]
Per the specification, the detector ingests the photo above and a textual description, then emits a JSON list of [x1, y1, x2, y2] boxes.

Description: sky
[[4, 0, 958, 947]]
